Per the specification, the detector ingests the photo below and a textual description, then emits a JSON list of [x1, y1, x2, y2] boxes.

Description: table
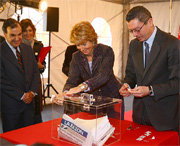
[[0, 117, 179, 146]]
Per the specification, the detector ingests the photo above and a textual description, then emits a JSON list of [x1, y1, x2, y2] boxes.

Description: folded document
[[58, 114, 115, 146]]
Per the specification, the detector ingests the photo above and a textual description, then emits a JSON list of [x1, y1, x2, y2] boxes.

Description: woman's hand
[[37, 59, 44, 69], [65, 86, 81, 95], [63, 83, 88, 96], [51, 93, 65, 105]]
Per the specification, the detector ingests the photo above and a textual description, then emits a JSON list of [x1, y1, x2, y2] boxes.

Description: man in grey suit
[[0, 18, 40, 132], [119, 6, 179, 131]]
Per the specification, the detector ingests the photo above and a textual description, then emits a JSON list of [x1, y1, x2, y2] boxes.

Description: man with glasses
[[119, 6, 179, 131]]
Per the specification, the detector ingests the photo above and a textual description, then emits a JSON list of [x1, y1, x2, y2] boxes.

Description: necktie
[[144, 42, 150, 68], [15, 47, 24, 70]]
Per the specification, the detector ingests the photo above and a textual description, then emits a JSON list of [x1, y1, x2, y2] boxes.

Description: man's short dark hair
[[126, 6, 152, 23], [2, 18, 20, 33]]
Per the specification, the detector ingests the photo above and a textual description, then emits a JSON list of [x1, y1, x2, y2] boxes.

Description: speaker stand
[[43, 32, 58, 105]]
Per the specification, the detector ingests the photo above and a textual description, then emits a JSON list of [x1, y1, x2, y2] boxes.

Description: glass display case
[[51, 93, 122, 146]]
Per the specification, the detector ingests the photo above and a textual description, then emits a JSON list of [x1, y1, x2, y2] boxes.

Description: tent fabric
[[49, 0, 123, 94], [0, 0, 180, 95], [49, 0, 180, 94]]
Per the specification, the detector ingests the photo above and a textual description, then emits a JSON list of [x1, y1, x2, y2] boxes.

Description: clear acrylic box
[[51, 93, 122, 146]]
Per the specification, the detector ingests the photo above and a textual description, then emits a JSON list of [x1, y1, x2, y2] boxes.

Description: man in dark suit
[[62, 45, 78, 76], [0, 18, 40, 132], [119, 6, 179, 131]]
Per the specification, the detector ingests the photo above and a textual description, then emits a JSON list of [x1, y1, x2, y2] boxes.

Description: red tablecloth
[[124, 110, 133, 121], [0, 114, 179, 146]]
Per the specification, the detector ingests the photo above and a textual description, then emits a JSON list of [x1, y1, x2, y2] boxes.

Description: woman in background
[[62, 21, 124, 119], [20, 19, 46, 124]]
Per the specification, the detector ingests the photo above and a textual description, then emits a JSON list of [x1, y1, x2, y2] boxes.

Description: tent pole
[[169, 0, 172, 33], [121, 4, 130, 80]]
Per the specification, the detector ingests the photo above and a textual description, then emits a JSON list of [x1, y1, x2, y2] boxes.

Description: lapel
[[79, 46, 101, 77], [33, 40, 42, 54], [135, 42, 144, 76], [92, 46, 101, 74], [19, 44, 27, 72], [142, 28, 161, 79], [4, 42, 24, 72], [79, 53, 91, 76]]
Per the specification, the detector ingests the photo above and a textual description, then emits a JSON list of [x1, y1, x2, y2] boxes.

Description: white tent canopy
[[0, 0, 180, 95]]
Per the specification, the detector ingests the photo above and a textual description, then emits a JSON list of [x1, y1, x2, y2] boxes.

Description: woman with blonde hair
[[62, 21, 124, 119]]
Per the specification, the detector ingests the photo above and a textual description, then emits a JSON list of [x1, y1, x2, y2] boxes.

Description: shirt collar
[[5, 40, 20, 51], [144, 26, 157, 49]]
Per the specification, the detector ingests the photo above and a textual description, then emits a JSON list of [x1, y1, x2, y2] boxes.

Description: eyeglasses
[[129, 20, 148, 34]]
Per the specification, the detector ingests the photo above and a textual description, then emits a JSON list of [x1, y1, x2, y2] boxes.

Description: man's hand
[[119, 83, 131, 97], [22, 92, 34, 104], [129, 86, 149, 97]]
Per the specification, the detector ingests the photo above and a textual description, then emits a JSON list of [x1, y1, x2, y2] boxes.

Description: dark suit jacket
[[124, 27, 179, 131], [0, 41, 40, 114], [32, 40, 45, 114], [33, 40, 46, 74], [62, 45, 78, 76], [0, 35, 5, 43], [63, 44, 121, 98]]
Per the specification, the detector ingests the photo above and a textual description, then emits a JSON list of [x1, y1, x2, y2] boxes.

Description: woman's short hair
[[70, 21, 97, 45], [20, 19, 36, 35]]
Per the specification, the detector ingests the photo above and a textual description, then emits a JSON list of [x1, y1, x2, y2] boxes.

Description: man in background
[[119, 6, 179, 131], [0, 18, 40, 132], [62, 45, 78, 76]]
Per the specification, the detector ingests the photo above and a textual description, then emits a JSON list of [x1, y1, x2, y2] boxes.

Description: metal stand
[[43, 32, 58, 104]]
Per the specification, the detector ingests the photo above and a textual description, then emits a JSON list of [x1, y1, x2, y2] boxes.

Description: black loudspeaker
[[43, 7, 59, 32]]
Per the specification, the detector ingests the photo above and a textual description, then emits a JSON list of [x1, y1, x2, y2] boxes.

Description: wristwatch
[[79, 82, 88, 92]]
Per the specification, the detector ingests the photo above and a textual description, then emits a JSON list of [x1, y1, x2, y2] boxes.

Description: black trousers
[[1, 106, 34, 133]]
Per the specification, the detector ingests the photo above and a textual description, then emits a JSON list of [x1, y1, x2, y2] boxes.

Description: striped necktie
[[15, 47, 24, 70], [144, 42, 150, 68]]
